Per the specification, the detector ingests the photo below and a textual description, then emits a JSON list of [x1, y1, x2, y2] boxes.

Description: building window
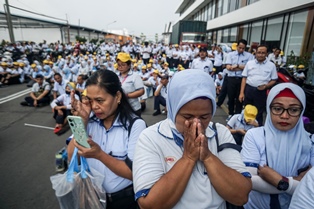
[[217, 0, 223, 17], [230, 26, 238, 42], [240, 24, 249, 41], [265, 16, 283, 41], [205, 5, 209, 21], [222, 0, 229, 15], [217, 29, 223, 43], [250, 20, 263, 44], [207, 2, 213, 20], [285, 10, 308, 56], [229, 0, 239, 12], [222, 28, 229, 43]]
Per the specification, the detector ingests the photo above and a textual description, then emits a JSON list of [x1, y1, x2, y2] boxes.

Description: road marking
[[25, 123, 54, 130], [0, 88, 32, 104]]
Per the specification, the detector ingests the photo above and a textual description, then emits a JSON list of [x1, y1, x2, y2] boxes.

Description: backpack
[[34, 83, 50, 98]]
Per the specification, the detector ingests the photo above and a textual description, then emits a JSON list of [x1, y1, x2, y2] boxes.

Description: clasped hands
[[183, 118, 212, 163]]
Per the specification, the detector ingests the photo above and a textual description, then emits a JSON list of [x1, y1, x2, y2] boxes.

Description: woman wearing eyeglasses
[[241, 83, 314, 209]]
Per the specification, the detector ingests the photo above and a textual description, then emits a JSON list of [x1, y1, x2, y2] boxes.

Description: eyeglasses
[[270, 106, 303, 117]]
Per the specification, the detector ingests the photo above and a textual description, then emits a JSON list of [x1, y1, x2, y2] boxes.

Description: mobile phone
[[67, 116, 90, 148], [67, 83, 74, 91]]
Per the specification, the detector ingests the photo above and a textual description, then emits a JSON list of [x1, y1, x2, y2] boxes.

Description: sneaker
[[152, 110, 161, 116], [20, 101, 30, 106], [226, 115, 232, 122]]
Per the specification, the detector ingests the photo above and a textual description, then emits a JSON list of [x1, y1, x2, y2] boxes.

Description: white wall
[[0, 28, 62, 43]]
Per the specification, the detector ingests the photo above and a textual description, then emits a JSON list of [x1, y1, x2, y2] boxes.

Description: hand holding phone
[[67, 116, 90, 148]]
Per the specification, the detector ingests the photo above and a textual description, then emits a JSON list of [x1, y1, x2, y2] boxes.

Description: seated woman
[[67, 70, 147, 209], [133, 69, 252, 209], [241, 83, 314, 209]]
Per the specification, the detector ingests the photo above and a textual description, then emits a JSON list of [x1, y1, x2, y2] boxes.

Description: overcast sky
[[1, 0, 181, 40]]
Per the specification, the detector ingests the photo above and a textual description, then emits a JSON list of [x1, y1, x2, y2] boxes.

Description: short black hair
[[35, 74, 44, 79], [237, 39, 248, 47], [54, 73, 62, 78], [86, 70, 137, 130]]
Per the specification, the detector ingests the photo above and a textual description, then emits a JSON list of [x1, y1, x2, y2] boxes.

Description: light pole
[[106, 20, 117, 32]]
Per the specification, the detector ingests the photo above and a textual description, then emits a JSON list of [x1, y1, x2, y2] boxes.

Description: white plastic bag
[[50, 148, 106, 209]]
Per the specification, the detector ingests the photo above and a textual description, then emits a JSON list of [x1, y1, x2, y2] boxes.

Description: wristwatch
[[237, 64, 239, 68], [277, 176, 289, 191]]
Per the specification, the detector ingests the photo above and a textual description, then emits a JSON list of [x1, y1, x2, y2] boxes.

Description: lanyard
[[120, 75, 128, 84]]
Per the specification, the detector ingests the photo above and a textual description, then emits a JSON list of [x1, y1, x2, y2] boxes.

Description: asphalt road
[[0, 84, 228, 209]]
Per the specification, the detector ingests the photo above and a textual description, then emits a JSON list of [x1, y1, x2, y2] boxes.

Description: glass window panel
[[251, 20, 263, 44], [222, 28, 229, 43], [240, 24, 249, 40], [222, 0, 229, 15], [208, 2, 212, 20], [217, 29, 223, 43], [230, 26, 238, 42], [280, 15, 288, 50], [205, 5, 208, 21], [229, 0, 238, 12], [265, 16, 283, 41], [217, 0, 222, 17], [285, 10, 308, 56]]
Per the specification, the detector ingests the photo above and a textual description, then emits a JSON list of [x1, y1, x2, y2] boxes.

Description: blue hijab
[[167, 69, 216, 123], [265, 83, 310, 176]]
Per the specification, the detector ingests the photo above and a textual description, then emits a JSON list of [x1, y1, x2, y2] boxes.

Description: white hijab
[[265, 83, 310, 176]]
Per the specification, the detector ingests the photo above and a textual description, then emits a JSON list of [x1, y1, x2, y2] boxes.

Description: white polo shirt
[[190, 57, 213, 74], [86, 116, 146, 193], [119, 70, 144, 111], [53, 79, 68, 95], [242, 59, 278, 87], [133, 119, 250, 209], [227, 114, 256, 132]]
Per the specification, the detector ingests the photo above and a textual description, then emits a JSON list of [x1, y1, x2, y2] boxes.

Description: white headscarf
[[265, 83, 310, 176], [167, 69, 216, 123]]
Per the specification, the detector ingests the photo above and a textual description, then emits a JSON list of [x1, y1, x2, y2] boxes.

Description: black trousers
[[106, 185, 138, 209], [166, 57, 173, 68], [53, 109, 71, 124], [25, 96, 50, 106], [217, 74, 228, 106], [154, 95, 166, 111], [227, 77, 243, 115], [244, 84, 267, 126]]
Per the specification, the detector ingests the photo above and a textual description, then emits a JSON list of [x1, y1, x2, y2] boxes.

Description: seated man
[[152, 74, 169, 116], [226, 104, 259, 145], [20, 74, 51, 107]]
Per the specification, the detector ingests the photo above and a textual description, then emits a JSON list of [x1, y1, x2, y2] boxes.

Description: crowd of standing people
[[1, 38, 314, 208]]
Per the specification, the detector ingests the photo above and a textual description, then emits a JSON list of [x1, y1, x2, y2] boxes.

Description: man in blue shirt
[[239, 45, 277, 125], [225, 39, 253, 120]]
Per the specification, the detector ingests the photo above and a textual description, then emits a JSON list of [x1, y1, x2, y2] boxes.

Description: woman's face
[[270, 97, 302, 131], [86, 85, 121, 121], [175, 98, 213, 134], [117, 60, 130, 74]]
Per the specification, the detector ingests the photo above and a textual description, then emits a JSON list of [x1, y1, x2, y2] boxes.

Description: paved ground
[[0, 84, 228, 209]]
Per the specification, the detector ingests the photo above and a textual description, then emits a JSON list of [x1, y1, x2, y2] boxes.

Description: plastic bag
[[50, 148, 106, 209]]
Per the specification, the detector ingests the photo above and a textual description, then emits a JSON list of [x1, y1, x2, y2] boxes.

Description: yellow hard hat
[[280, 51, 284, 56], [298, 65, 305, 69], [31, 63, 36, 68], [19, 62, 25, 67], [43, 60, 49, 64]]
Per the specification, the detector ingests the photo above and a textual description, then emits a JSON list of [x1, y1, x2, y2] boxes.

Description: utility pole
[[5, 0, 15, 43]]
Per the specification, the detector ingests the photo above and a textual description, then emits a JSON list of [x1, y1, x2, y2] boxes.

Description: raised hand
[[70, 90, 91, 125]]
